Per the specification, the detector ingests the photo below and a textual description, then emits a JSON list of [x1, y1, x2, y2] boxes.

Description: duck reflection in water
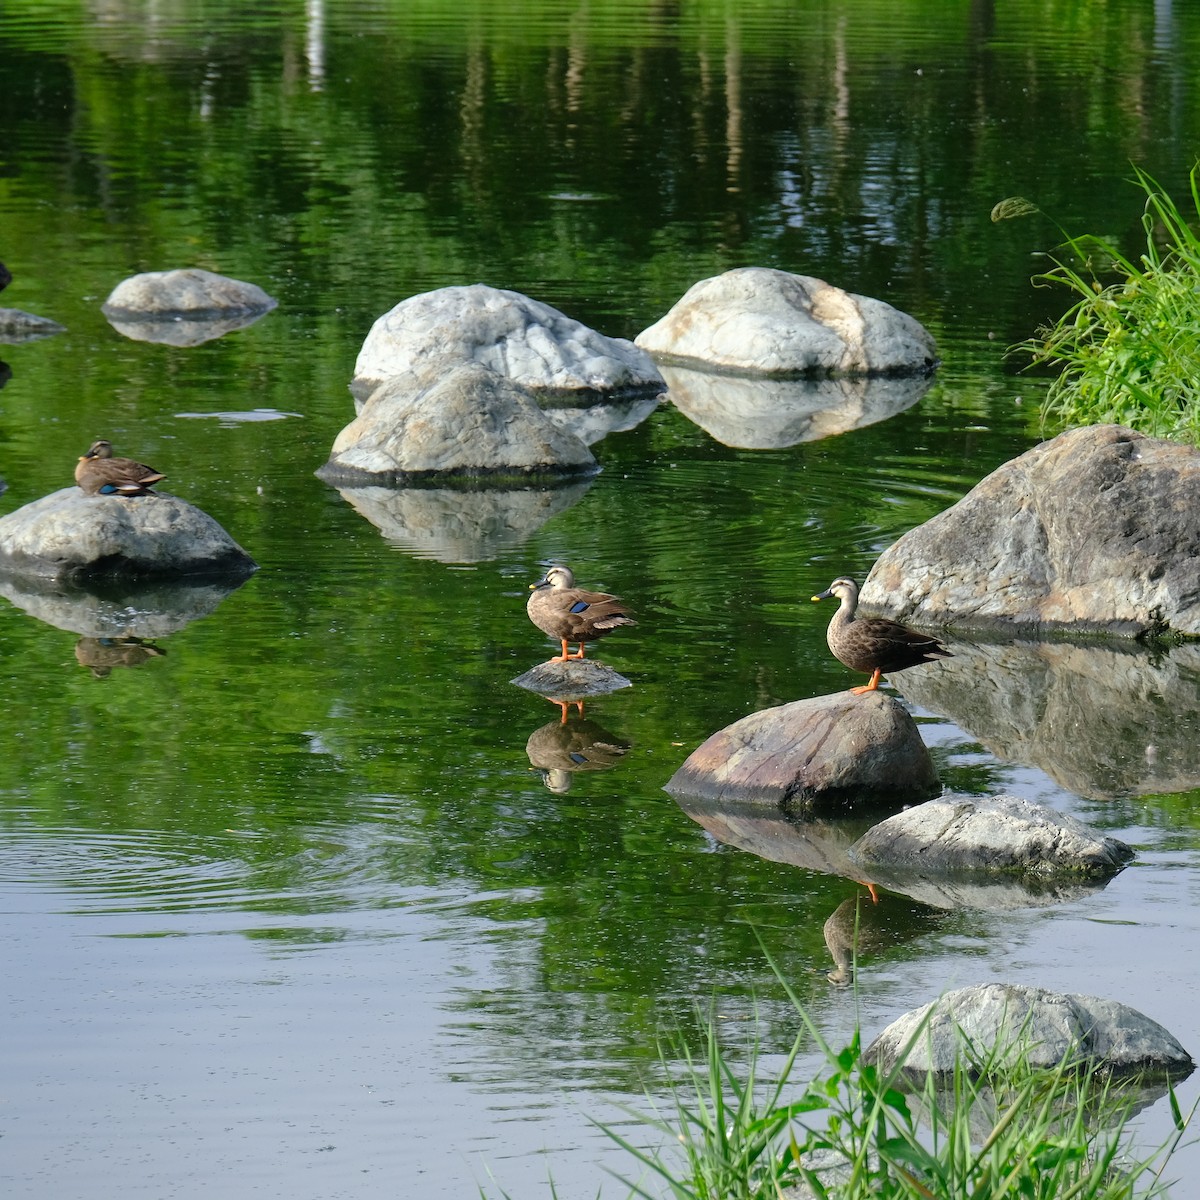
[[822, 893, 947, 987], [75, 636, 167, 678], [526, 716, 630, 793]]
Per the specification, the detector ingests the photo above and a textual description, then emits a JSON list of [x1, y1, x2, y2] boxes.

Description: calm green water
[[3, 2, 1200, 1197]]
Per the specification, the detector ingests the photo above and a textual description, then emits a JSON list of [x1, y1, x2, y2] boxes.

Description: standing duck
[[811, 576, 950, 694], [527, 565, 636, 662], [75, 439, 166, 496]]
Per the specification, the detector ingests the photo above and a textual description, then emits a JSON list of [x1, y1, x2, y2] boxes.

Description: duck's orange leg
[[558, 640, 586, 660], [851, 669, 882, 695]]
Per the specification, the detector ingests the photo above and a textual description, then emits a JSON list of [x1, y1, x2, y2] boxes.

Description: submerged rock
[[849, 793, 1134, 879], [867, 983, 1194, 1082], [0, 308, 66, 343], [636, 267, 938, 377], [352, 283, 665, 401], [318, 361, 598, 486], [864, 424, 1200, 637], [0, 487, 257, 584], [664, 691, 939, 816]]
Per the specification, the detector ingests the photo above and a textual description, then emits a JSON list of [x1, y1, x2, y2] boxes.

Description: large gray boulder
[[664, 691, 939, 816], [850, 794, 1133, 879], [102, 268, 277, 318], [864, 425, 1200, 637], [867, 983, 1194, 1081], [0, 488, 257, 583], [636, 268, 938, 377], [317, 361, 599, 486], [352, 284, 665, 400]]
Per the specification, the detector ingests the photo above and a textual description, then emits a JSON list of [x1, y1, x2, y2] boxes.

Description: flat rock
[[664, 691, 940, 817], [863, 425, 1200, 637], [850, 793, 1134, 879], [635, 267, 938, 377], [511, 658, 632, 700], [867, 983, 1194, 1081], [0, 487, 257, 583], [317, 361, 599, 485], [352, 283, 665, 400], [101, 268, 277, 318]]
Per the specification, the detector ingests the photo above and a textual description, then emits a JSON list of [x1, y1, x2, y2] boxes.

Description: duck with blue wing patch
[[527, 565, 636, 662], [75, 439, 166, 497], [812, 575, 950, 694]]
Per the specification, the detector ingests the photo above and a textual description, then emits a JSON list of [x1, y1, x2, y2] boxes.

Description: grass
[[993, 165, 1200, 442], [485, 961, 1194, 1199]]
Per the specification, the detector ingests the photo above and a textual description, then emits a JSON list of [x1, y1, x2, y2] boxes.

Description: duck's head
[[80, 439, 114, 462], [530, 565, 576, 592], [811, 577, 860, 604]]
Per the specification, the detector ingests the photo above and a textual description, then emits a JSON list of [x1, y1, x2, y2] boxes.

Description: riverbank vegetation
[[491, 983, 1193, 1199], [999, 166, 1200, 443]]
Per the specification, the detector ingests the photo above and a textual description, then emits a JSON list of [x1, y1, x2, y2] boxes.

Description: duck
[[75, 439, 166, 496], [527, 565, 636, 662], [811, 576, 950, 694]]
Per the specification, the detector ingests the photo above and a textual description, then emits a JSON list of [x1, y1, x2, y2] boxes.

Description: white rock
[[636, 267, 937, 376]]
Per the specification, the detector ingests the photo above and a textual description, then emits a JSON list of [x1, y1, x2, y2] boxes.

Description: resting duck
[[527, 565, 636, 662], [75, 439, 166, 496], [811, 576, 950, 694]]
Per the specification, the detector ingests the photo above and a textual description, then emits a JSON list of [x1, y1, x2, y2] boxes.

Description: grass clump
[[996, 165, 1200, 442], [593, 980, 1191, 1199]]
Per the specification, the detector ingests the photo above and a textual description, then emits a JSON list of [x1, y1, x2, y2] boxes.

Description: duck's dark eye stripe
[[569, 600, 589, 613]]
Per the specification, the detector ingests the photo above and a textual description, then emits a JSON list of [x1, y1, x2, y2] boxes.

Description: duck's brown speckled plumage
[[527, 565, 636, 662], [812, 576, 950, 694], [75, 439, 166, 496]]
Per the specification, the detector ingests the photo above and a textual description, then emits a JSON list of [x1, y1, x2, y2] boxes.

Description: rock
[[867, 983, 1194, 1081], [328, 478, 594, 563], [317, 362, 599, 486], [635, 267, 938, 377], [541, 395, 661, 444], [894, 638, 1200, 799], [663, 691, 940, 817], [511, 658, 632, 701], [0, 487, 257, 584], [863, 425, 1200, 637], [662, 365, 932, 448], [849, 794, 1134, 879], [0, 308, 66, 343], [101, 268, 277, 319], [352, 283, 665, 400]]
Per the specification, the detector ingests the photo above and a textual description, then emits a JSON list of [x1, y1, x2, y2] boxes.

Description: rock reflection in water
[[894, 638, 1200, 799], [74, 637, 167, 677], [662, 365, 933, 449], [0, 573, 249, 638], [541, 395, 661, 445], [525, 717, 630, 792], [104, 309, 273, 347], [332, 481, 593, 563]]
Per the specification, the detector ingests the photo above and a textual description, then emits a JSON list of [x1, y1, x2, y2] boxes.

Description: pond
[[3, 2, 1200, 1197]]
